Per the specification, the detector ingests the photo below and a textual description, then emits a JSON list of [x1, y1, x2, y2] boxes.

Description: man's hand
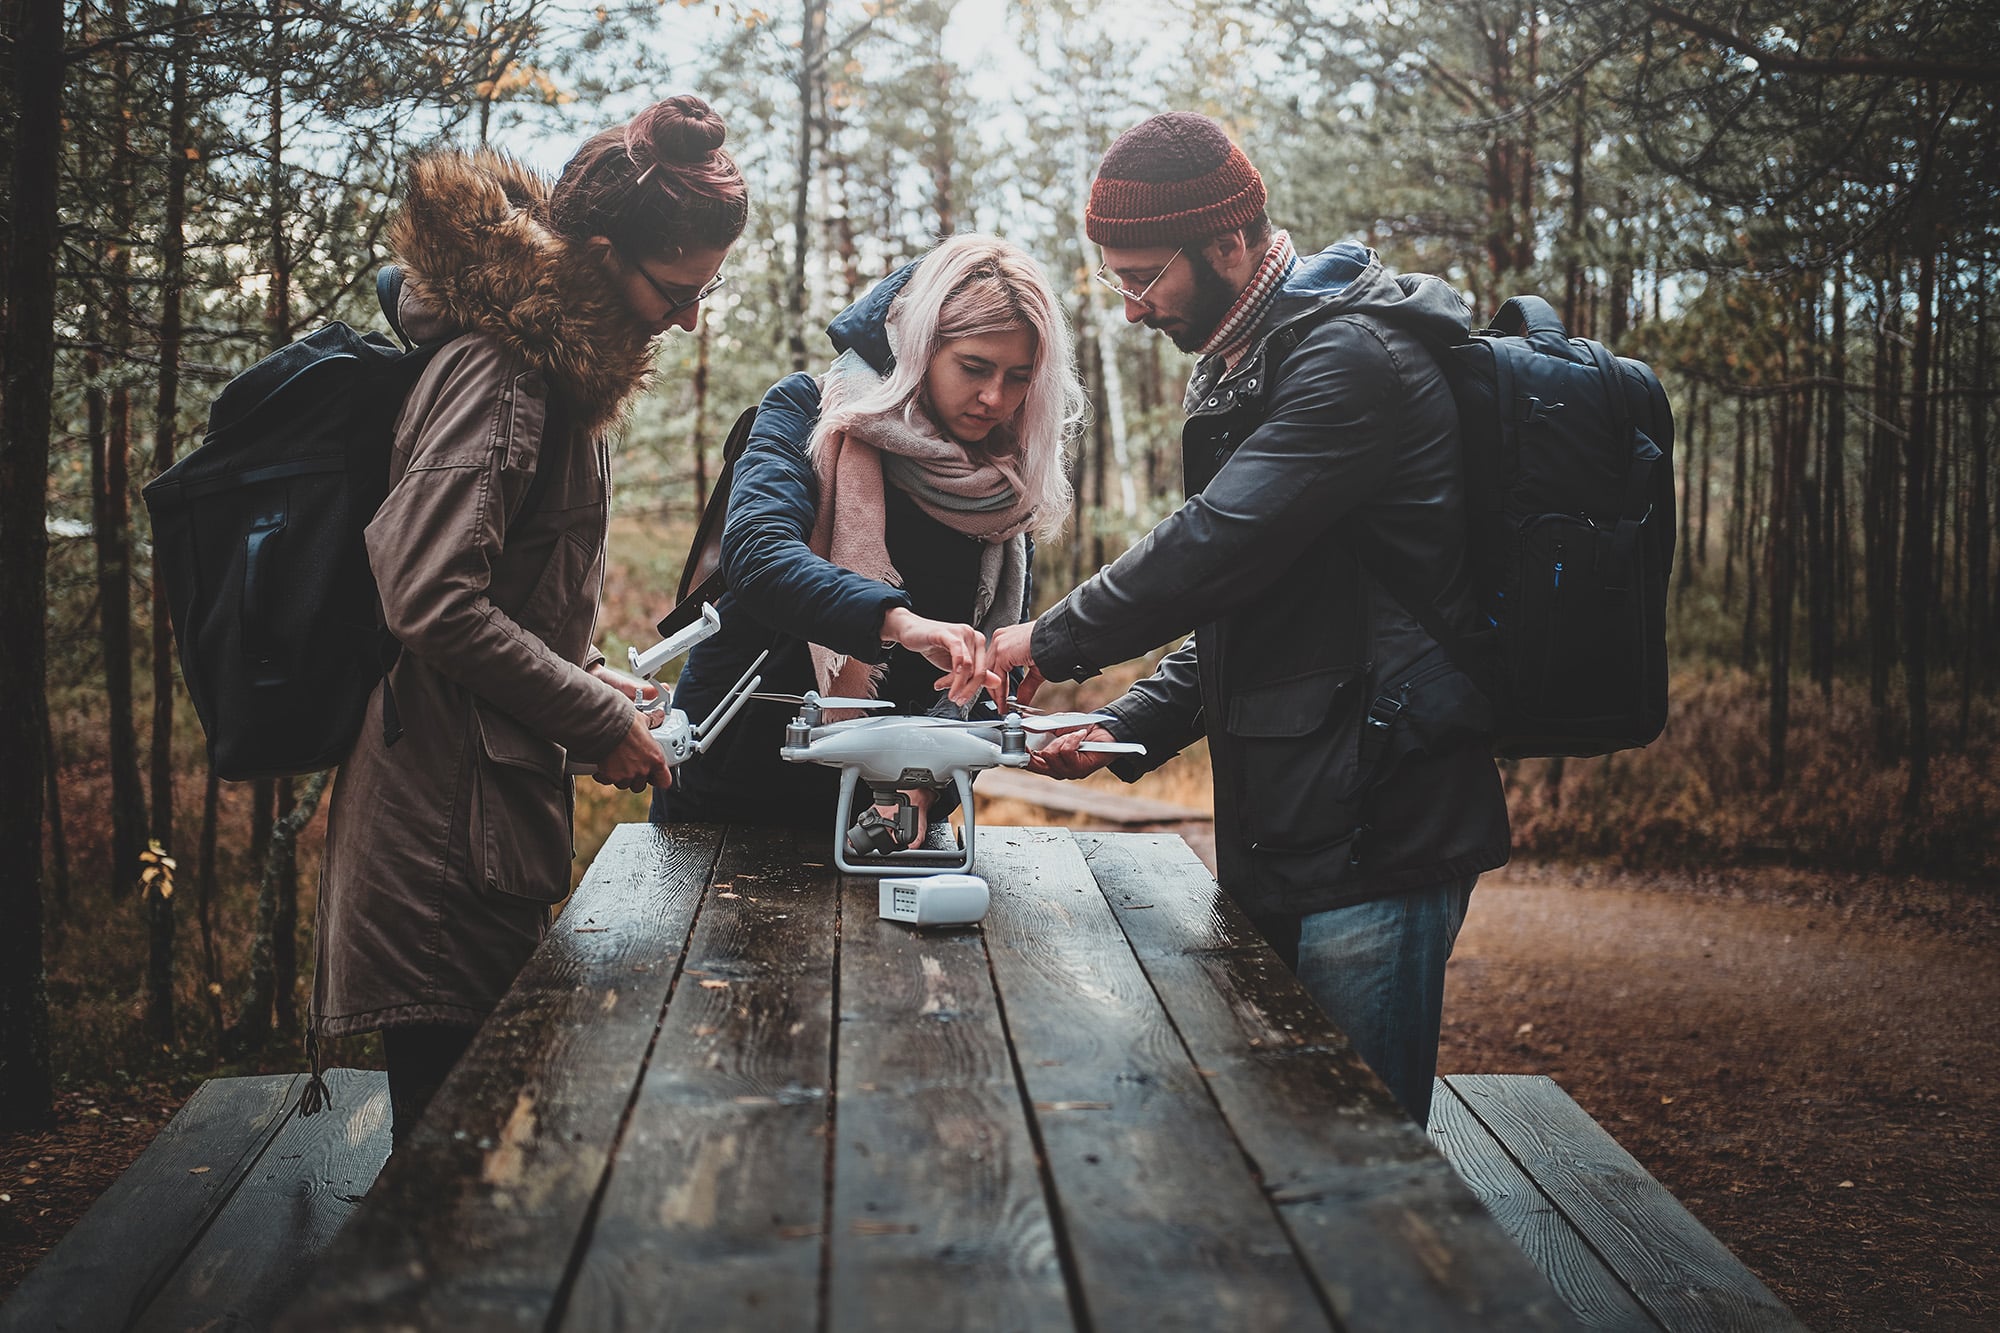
[[988, 621, 1042, 707], [882, 607, 990, 707], [592, 708, 672, 793], [1030, 724, 1118, 781], [591, 661, 661, 710]]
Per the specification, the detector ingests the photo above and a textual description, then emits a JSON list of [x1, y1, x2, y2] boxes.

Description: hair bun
[[631, 94, 726, 165]]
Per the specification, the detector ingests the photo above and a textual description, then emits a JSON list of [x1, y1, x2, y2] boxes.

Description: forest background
[[0, 0, 1995, 1202]]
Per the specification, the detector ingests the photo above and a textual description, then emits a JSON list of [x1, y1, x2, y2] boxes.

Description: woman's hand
[[592, 708, 672, 792], [881, 607, 991, 707]]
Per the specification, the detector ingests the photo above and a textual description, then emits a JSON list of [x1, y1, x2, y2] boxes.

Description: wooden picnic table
[[276, 822, 1578, 1332]]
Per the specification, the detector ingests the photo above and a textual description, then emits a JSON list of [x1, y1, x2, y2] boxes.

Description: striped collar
[[1198, 230, 1297, 370]]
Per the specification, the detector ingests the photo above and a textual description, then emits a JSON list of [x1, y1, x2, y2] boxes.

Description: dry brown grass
[[1507, 667, 2000, 879]]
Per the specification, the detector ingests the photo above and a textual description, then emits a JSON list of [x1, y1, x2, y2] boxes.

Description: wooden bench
[[0, 1068, 390, 1333], [1430, 1074, 1805, 1332]]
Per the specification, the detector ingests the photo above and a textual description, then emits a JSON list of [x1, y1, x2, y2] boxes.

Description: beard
[[1147, 250, 1239, 354]]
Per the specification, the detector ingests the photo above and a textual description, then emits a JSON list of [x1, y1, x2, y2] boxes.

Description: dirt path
[[1442, 866, 1999, 1332]]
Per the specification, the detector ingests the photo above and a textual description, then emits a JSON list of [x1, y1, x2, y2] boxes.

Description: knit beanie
[[1085, 112, 1267, 249]]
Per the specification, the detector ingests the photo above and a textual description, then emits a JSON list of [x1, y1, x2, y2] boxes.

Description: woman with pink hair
[[653, 233, 1085, 843]]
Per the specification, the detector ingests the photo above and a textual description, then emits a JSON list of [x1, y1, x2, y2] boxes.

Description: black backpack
[[654, 404, 757, 641], [1393, 296, 1675, 759], [145, 270, 556, 780]]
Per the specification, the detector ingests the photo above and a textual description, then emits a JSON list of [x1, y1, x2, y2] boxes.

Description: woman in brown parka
[[311, 95, 748, 1145]]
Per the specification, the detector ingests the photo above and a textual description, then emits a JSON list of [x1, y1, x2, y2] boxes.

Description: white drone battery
[[878, 874, 990, 926]]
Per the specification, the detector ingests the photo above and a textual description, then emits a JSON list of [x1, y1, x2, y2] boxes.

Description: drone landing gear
[[833, 767, 978, 875]]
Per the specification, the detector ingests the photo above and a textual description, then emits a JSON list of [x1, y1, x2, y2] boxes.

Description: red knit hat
[[1085, 112, 1267, 249]]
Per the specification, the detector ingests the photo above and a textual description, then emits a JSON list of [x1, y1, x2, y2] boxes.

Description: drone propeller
[[1017, 710, 1118, 733], [748, 691, 894, 712]]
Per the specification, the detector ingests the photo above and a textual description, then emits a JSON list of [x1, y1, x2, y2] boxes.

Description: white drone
[[764, 690, 1144, 875], [567, 604, 768, 776]]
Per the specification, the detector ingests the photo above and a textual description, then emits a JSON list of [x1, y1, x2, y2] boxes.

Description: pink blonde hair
[[816, 233, 1084, 539]]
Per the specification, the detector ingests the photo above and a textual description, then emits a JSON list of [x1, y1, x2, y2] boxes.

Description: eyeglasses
[[622, 248, 726, 321], [1092, 246, 1183, 308]]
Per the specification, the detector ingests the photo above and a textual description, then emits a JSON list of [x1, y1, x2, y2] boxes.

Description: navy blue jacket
[[653, 266, 1018, 828]]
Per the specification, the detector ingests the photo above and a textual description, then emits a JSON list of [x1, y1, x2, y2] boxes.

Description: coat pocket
[[1224, 663, 1369, 855], [469, 701, 573, 903]]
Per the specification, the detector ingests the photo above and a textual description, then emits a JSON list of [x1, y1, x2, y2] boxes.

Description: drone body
[[772, 696, 1142, 876]]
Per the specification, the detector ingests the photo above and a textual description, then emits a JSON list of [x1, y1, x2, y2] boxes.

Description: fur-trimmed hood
[[387, 148, 659, 438]]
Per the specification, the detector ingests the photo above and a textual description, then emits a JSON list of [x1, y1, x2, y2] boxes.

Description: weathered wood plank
[[1447, 1074, 1807, 1333], [0, 1074, 302, 1333], [276, 822, 726, 1333], [556, 826, 836, 1332], [977, 826, 1333, 1332], [1428, 1079, 1661, 1331], [975, 769, 1209, 825], [1075, 832, 1577, 1332], [827, 877, 1074, 1333], [133, 1068, 393, 1333]]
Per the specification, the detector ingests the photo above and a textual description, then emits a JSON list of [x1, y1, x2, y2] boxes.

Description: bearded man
[[990, 112, 1508, 1126]]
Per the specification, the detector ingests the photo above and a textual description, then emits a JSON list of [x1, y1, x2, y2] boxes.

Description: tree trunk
[[0, 0, 63, 1133], [1822, 264, 1848, 698], [1900, 234, 1938, 821], [1805, 281, 1835, 698], [272, 776, 299, 1035], [1678, 382, 1697, 595], [266, 0, 292, 346], [196, 765, 225, 1040], [91, 350, 149, 893], [1074, 163, 1136, 521], [101, 0, 150, 903], [40, 697, 71, 917], [1740, 403, 1764, 672], [228, 770, 329, 1053], [1724, 397, 1746, 605], [1696, 394, 1713, 572], [1512, 2, 1538, 276], [1964, 260, 1992, 708], [1865, 268, 1902, 756], [143, 0, 195, 1048], [1767, 388, 1801, 787], [786, 0, 826, 372], [1563, 87, 1586, 331]]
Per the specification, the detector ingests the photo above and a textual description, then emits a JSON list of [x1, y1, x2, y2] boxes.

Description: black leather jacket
[[1032, 243, 1509, 918]]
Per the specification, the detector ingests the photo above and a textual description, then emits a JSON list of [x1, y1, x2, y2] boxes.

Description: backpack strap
[[517, 390, 568, 524], [657, 404, 758, 639], [377, 266, 415, 351], [1582, 339, 1661, 592]]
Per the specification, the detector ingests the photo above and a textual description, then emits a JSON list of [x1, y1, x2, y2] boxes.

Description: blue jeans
[[1255, 874, 1476, 1128]]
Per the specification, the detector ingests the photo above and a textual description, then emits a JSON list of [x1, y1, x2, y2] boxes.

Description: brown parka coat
[[311, 150, 662, 1041]]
